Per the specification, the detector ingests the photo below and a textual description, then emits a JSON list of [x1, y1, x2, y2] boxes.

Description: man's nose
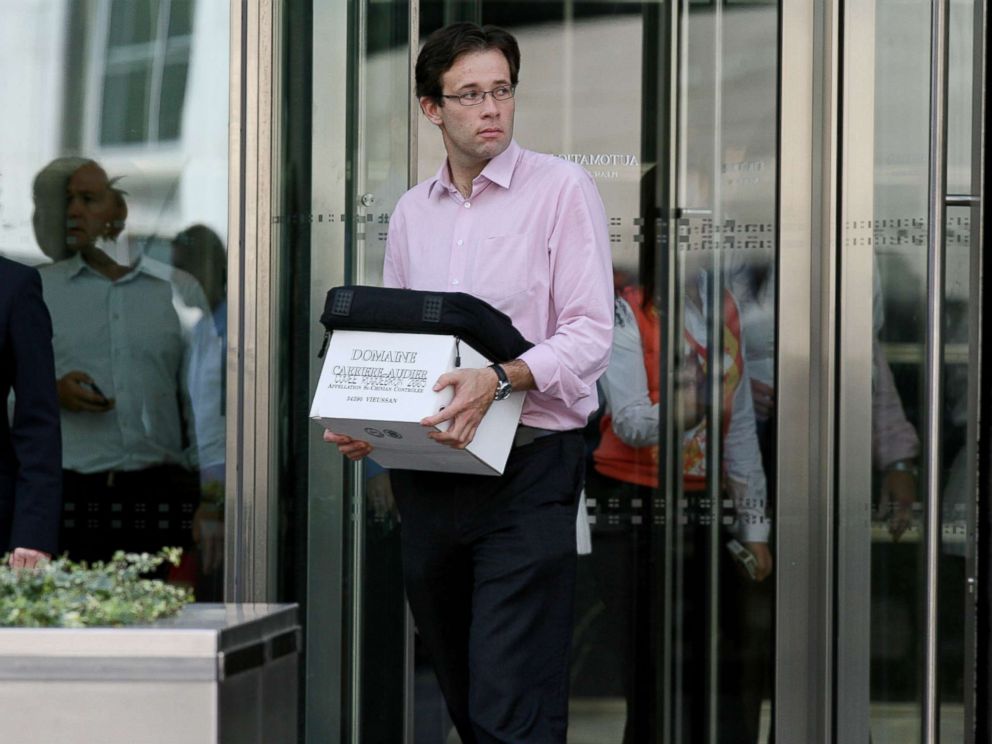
[[480, 92, 500, 115]]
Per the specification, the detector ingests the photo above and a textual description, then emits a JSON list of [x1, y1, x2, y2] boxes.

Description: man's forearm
[[502, 359, 535, 392]]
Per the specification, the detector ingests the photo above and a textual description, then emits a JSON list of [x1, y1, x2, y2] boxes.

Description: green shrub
[[0, 548, 193, 628]]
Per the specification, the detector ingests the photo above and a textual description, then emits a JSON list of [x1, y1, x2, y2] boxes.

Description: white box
[[310, 330, 526, 475]]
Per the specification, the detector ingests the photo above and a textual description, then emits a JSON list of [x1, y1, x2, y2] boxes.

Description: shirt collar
[[64, 251, 89, 278], [65, 249, 148, 284], [427, 139, 522, 199]]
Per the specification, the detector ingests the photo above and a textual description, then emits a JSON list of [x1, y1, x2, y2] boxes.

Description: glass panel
[[158, 60, 189, 140], [869, 1, 930, 740], [279, 1, 348, 740], [108, 0, 160, 47], [938, 1, 981, 738], [167, 0, 195, 38], [676, 2, 778, 742], [938, 206, 971, 742], [103, 1, 194, 146], [100, 66, 152, 144], [0, 0, 229, 602], [353, 2, 411, 740]]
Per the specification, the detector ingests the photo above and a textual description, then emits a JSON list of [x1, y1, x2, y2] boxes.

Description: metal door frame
[[776, 1, 836, 742]]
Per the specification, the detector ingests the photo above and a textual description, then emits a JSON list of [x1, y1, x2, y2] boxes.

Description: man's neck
[[79, 245, 132, 281], [446, 158, 487, 200]]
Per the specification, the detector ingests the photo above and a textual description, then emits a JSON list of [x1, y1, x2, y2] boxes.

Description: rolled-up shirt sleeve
[[871, 336, 920, 469], [601, 298, 659, 446], [517, 170, 614, 407], [723, 347, 771, 544]]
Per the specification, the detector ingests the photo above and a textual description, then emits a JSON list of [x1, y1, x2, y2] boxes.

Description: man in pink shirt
[[325, 23, 613, 742]]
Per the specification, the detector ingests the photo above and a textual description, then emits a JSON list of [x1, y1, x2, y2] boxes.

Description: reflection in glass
[[0, 0, 228, 602], [869, 1, 930, 740], [108, 0, 160, 47], [671, 3, 779, 743], [101, 68, 153, 145], [867, 1, 980, 741], [355, 2, 411, 741], [101, 0, 194, 145]]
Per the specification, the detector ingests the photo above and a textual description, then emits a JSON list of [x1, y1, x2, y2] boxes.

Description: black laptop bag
[[318, 285, 533, 363]]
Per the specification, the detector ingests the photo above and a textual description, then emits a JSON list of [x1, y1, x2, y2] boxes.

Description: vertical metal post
[[403, 9, 421, 743], [809, 1, 842, 741], [347, 1, 369, 736], [224, 0, 246, 604], [307, 0, 351, 738], [776, 0, 825, 740], [227, 0, 278, 604], [671, 4, 690, 741], [408, 0, 420, 188], [923, 0, 950, 740], [835, 0, 876, 740], [658, 2, 680, 740], [962, 2, 987, 741], [705, 3, 725, 742]]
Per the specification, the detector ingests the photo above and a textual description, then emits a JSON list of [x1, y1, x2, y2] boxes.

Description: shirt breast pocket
[[471, 234, 543, 309]]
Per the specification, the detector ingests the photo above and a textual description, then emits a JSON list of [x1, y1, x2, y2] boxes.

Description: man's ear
[[107, 191, 128, 240], [420, 97, 444, 126]]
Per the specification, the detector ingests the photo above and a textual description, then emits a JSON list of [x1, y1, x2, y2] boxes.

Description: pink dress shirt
[[383, 140, 614, 431]]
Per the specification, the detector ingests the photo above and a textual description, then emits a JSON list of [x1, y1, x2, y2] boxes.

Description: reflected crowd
[[2, 157, 227, 600]]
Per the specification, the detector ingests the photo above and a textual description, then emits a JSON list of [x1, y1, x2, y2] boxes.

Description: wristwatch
[[489, 363, 512, 401], [886, 459, 919, 477]]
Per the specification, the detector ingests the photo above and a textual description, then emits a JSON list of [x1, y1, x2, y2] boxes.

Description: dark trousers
[[60, 464, 199, 564], [390, 431, 585, 744]]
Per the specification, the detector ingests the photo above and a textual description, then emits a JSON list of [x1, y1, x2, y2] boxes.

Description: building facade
[[1, 1, 988, 742]]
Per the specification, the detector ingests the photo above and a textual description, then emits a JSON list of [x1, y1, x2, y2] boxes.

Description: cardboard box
[[310, 330, 526, 475]]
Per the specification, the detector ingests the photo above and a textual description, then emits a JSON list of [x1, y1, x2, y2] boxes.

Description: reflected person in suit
[[0, 257, 62, 567]]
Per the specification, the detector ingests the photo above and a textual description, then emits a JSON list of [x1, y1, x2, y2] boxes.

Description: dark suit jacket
[[0, 257, 62, 555]]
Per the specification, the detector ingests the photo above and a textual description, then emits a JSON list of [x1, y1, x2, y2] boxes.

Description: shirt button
[[456, 239, 464, 246], [463, 202, 471, 209], [452, 279, 460, 285]]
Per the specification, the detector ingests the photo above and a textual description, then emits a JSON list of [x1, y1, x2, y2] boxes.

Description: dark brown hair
[[415, 23, 520, 103]]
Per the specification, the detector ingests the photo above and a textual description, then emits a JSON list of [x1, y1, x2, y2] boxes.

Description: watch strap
[[489, 363, 511, 400]]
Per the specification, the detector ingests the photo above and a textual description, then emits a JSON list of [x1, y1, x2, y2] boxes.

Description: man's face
[[65, 163, 120, 249], [421, 49, 515, 170]]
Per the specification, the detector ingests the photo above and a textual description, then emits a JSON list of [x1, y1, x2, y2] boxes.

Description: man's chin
[[477, 137, 510, 160]]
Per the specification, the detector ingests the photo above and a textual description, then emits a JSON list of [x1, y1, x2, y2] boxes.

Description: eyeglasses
[[441, 85, 516, 106]]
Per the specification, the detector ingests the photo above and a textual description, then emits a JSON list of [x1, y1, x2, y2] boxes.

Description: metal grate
[[331, 289, 353, 316]]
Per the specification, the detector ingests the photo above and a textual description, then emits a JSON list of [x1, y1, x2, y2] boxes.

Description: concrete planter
[[0, 603, 299, 744]]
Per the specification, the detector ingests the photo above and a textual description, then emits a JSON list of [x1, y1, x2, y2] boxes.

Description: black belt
[[512, 425, 558, 448]]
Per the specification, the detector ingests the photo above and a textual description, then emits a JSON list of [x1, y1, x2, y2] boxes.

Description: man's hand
[[420, 367, 499, 449], [7, 547, 50, 569], [750, 379, 775, 422], [743, 542, 773, 582], [367, 471, 397, 521], [323, 429, 374, 461], [880, 468, 917, 542], [57, 370, 114, 413], [677, 354, 706, 429]]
